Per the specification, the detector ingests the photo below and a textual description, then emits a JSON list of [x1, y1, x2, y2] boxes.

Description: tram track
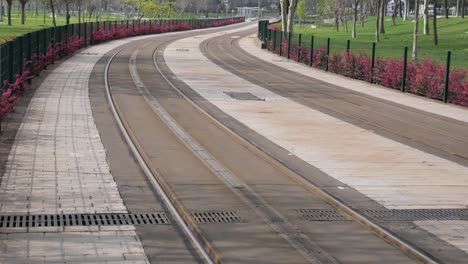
[[99, 25, 462, 263], [200, 29, 468, 163]]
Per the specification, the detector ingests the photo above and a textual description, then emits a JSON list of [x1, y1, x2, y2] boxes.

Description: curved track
[[92, 24, 465, 263]]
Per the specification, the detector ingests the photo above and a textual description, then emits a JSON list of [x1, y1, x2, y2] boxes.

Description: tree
[[392, 0, 398, 25], [404, 0, 409, 20], [444, 0, 448, 18], [280, 0, 289, 35], [279, 0, 299, 36], [412, 0, 419, 60], [352, 0, 359, 38], [376, 0, 381, 41], [49, 0, 55, 27], [5, 0, 12, 25], [64, 0, 71, 25], [423, 0, 429, 34], [297, 0, 307, 26], [379, 0, 385, 33], [462, 0, 465, 18], [433, 0, 438, 45], [19, 0, 29, 24]]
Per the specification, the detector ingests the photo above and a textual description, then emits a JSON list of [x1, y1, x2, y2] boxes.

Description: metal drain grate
[[297, 209, 350, 221], [0, 213, 170, 228], [224, 92, 265, 101], [191, 211, 243, 224], [364, 209, 468, 221]]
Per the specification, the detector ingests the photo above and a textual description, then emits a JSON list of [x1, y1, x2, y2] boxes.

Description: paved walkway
[[163, 26, 468, 254], [0, 35, 161, 263]]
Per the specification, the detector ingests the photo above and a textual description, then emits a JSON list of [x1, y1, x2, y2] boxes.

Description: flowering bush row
[[0, 18, 245, 126], [265, 32, 468, 107]]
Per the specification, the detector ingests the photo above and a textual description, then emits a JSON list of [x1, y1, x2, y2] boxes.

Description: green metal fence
[[0, 17, 245, 92]]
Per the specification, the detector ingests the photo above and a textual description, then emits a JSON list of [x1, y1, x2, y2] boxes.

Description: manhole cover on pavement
[[0, 212, 170, 228], [224, 92, 265, 101], [297, 209, 350, 221], [364, 209, 468, 221], [191, 211, 243, 224]]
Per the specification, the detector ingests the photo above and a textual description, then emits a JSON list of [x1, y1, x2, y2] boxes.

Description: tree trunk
[[433, 0, 438, 45], [404, 0, 409, 20], [7, 2, 11, 25], [21, 3, 25, 24], [287, 0, 298, 35], [444, 0, 448, 18], [456, 0, 459, 16], [335, 11, 340, 32], [462, 0, 465, 18], [65, 1, 70, 25], [392, 0, 397, 25], [412, 0, 419, 60], [49, 0, 55, 27], [361, 2, 366, 28], [423, 0, 429, 34], [376, 0, 381, 41], [0, 1, 3, 23], [280, 0, 288, 36], [352, 0, 358, 38], [78, 2, 81, 23], [380, 0, 385, 33]]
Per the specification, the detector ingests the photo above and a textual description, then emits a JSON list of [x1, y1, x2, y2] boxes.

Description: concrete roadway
[[94, 21, 468, 264]]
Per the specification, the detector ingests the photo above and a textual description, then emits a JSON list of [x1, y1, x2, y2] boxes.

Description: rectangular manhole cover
[[224, 92, 265, 101], [364, 209, 468, 221], [297, 209, 350, 221], [191, 211, 243, 224], [0, 212, 170, 228]]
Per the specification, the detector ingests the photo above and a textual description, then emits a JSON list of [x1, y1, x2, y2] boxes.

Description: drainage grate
[[364, 209, 468, 221], [224, 92, 265, 101], [191, 211, 243, 224], [297, 209, 350, 221], [0, 213, 170, 228]]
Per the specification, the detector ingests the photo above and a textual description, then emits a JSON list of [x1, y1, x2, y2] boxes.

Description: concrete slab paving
[[163, 26, 468, 254], [0, 34, 172, 263], [239, 35, 468, 123]]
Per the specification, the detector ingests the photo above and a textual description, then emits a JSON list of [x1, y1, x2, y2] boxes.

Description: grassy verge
[[290, 16, 467, 67]]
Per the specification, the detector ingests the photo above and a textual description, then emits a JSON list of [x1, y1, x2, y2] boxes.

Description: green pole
[[346, 39, 350, 52], [90, 22, 94, 45], [370, 42, 376, 83], [8, 42, 13, 83], [273, 30, 277, 52], [287, 32, 292, 59], [43, 29, 47, 69], [443, 51, 451, 103], [309, 35, 314, 66], [401, 47, 408, 92], [325, 37, 330, 71], [18, 36, 23, 74], [84, 22, 87, 48], [297, 33, 302, 62], [279, 31, 283, 56]]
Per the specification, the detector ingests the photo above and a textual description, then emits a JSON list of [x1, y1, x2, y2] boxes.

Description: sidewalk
[[0, 35, 158, 264], [163, 27, 468, 255]]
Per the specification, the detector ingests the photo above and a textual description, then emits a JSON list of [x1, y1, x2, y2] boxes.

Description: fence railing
[[258, 20, 468, 108], [0, 17, 245, 123]]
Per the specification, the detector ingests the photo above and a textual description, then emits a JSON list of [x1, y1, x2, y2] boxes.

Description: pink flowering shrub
[[0, 18, 245, 125], [263, 31, 467, 107]]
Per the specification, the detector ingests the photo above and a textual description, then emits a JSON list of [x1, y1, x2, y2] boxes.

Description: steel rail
[[153, 35, 441, 264], [104, 47, 215, 264]]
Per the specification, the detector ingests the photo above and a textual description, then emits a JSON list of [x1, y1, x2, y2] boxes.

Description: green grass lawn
[[0, 11, 231, 44], [292, 16, 468, 67]]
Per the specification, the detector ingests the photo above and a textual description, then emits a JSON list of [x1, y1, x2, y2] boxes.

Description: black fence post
[[8, 42, 14, 83], [279, 31, 283, 56], [370, 42, 376, 83], [287, 32, 292, 59], [297, 33, 302, 62], [84, 22, 87, 48], [273, 30, 277, 52], [325, 37, 330, 71], [90, 22, 94, 45], [401, 47, 408, 92], [443, 51, 451, 103], [346, 39, 350, 52], [309, 35, 314, 67], [18, 36, 23, 74]]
